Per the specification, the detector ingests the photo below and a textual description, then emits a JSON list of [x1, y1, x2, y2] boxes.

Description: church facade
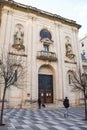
[[0, 0, 82, 108]]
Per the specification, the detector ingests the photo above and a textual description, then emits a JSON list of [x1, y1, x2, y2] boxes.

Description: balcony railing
[[37, 51, 57, 61]]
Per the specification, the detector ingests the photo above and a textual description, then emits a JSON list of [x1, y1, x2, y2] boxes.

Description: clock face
[[40, 29, 52, 40]]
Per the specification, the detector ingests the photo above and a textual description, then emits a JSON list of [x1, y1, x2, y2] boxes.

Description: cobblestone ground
[[0, 107, 87, 130]]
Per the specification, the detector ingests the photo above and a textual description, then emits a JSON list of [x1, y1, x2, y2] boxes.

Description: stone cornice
[[65, 60, 77, 64], [0, 0, 81, 29]]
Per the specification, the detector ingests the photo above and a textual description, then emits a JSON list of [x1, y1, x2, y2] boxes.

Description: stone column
[[57, 23, 64, 101]]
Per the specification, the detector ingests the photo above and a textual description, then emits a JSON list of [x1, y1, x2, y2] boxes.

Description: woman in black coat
[[63, 97, 69, 117], [38, 98, 41, 109]]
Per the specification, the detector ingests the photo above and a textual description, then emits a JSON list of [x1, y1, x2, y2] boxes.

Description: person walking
[[38, 97, 41, 109], [63, 97, 69, 118]]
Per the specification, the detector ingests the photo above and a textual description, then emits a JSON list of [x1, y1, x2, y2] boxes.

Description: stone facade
[[80, 36, 87, 61], [79, 36, 87, 75], [0, 0, 82, 108]]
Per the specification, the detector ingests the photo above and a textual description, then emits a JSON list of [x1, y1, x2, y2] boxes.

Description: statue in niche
[[65, 40, 75, 60], [12, 26, 25, 51]]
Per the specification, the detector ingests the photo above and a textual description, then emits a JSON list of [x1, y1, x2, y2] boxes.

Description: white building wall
[[0, 3, 81, 108]]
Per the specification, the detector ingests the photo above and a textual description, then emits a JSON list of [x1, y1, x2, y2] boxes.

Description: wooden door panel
[[45, 90, 53, 103], [39, 89, 45, 103], [38, 74, 53, 103]]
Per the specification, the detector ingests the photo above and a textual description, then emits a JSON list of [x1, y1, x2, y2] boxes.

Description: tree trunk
[[84, 90, 87, 120], [0, 86, 7, 125], [84, 98, 87, 120]]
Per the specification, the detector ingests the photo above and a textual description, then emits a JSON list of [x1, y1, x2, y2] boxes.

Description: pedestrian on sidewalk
[[38, 97, 41, 109], [63, 97, 69, 118]]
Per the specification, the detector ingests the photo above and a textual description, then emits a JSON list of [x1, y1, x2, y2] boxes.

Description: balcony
[[37, 51, 57, 61]]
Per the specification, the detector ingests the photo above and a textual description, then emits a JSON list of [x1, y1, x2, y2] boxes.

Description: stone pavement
[[0, 107, 87, 130]]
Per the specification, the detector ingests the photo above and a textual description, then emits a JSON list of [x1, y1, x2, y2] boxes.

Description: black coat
[[63, 98, 69, 108], [38, 98, 41, 105]]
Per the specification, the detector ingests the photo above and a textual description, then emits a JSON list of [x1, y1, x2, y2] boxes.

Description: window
[[67, 71, 73, 85], [81, 42, 84, 47], [68, 74, 71, 84], [43, 44, 49, 52], [40, 29, 52, 40]]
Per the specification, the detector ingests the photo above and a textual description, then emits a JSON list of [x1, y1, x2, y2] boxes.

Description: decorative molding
[[65, 60, 77, 64], [54, 22, 62, 28], [2, 8, 14, 15], [40, 38, 53, 45], [9, 52, 27, 57]]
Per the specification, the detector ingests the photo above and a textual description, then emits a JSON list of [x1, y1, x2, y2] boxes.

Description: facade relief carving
[[12, 24, 25, 51], [65, 39, 75, 60]]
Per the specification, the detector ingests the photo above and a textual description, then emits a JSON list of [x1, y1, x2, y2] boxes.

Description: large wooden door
[[38, 74, 53, 103]]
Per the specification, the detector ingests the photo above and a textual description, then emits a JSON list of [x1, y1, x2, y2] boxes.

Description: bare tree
[[71, 69, 87, 120], [0, 52, 27, 125]]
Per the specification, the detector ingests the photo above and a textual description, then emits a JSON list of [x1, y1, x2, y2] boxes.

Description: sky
[[14, 0, 87, 39]]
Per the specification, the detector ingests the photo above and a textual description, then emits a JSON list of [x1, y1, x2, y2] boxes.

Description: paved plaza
[[0, 107, 87, 130]]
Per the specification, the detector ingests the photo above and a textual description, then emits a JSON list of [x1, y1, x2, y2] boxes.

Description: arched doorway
[[38, 65, 53, 103]]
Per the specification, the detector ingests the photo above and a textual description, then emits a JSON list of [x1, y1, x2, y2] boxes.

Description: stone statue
[[12, 27, 25, 51], [65, 41, 75, 60]]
